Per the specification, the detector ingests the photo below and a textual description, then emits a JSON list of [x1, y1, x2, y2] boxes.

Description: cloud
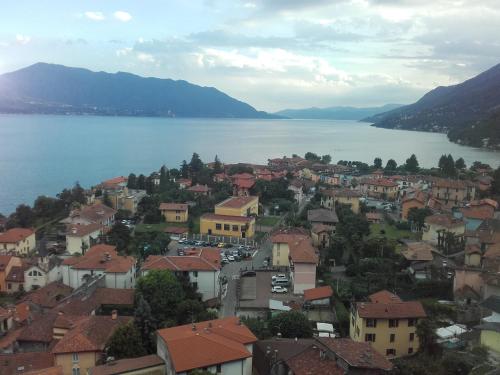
[[137, 52, 155, 63], [15, 34, 31, 45], [113, 11, 132, 22], [84, 11, 105, 21]]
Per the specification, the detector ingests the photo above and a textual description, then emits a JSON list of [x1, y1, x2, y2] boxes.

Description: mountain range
[[0, 63, 275, 118], [365, 63, 500, 149], [274, 104, 402, 120]]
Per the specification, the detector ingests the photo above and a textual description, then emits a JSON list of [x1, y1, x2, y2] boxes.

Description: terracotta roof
[[6, 266, 25, 282], [484, 243, 500, 259], [62, 244, 135, 273], [233, 178, 255, 189], [460, 206, 494, 220], [159, 203, 188, 211], [177, 178, 192, 186], [466, 244, 482, 255], [164, 226, 189, 234], [24, 366, 63, 375], [361, 178, 398, 187], [0, 328, 22, 350], [0, 255, 13, 271], [311, 223, 334, 234], [368, 290, 402, 304], [323, 189, 362, 198], [433, 178, 469, 189], [307, 209, 338, 224], [22, 282, 73, 308], [102, 176, 127, 188], [402, 190, 427, 204], [287, 346, 342, 375], [66, 223, 102, 237], [356, 300, 426, 319], [142, 248, 221, 272], [230, 173, 254, 180], [18, 311, 58, 343], [303, 286, 333, 301], [13, 302, 31, 323], [157, 317, 257, 373], [187, 184, 211, 193], [271, 232, 318, 264], [425, 214, 464, 228], [317, 338, 393, 371], [401, 242, 435, 262], [54, 288, 134, 316], [52, 315, 131, 354], [88, 355, 164, 375], [0, 352, 55, 374], [216, 196, 258, 209], [0, 228, 34, 243], [78, 203, 117, 223], [201, 213, 254, 223]]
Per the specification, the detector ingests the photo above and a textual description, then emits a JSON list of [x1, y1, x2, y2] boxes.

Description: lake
[[0, 114, 499, 215]]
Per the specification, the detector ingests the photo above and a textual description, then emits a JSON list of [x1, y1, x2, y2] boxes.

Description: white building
[[156, 317, 256, 375], [62, 244, 136, 289], [141, 248, 221, 301], [65, 223, 102, 254]]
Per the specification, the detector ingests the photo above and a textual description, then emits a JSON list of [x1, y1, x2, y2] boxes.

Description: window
[[409, 333, 414, 342], [216, 364, 222, 373], [72, 353, 79, 363], [216, 223, 222, 230], [72, 369, 80, 375], [408, 348, 414, 354], [366, 318, 377, 328], [193, 271, 198, 277], [386, 349, 396, 356], [192, 282, 198, 289], [176, 216, 180, 221], [390, 334, 395, 343], [365, 333, 376, 342], [389, 319, 399, 328], [408, 318, 417, 327], [223, 224, 230, 231], [232, 225, 239, 232], [7, 284, 11, 290]]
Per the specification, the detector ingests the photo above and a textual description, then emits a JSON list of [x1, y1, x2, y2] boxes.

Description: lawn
[[256, 215, 281, 227], [369, 223, 417, 241], [134, 222, 169, 233]]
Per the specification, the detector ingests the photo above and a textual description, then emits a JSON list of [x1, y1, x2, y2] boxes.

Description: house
[[0, 255, 21, 292], [176, 178, 192, 189], [458, 199, 497, 231], [271, 229, 318, 294], [366, 212, 382, 224], [0, 228, 36, 255], [303, 285, 333, 309], [142, 248, 221, 301], [164, 227, 189, 240], [102, 183, 147, 215], [401, 191, 427, 220], [52, 313, 131, 375], [307, 208, 339, 228], [476, 295, 500, 353], [88, 355, 165, 375], [321, 189, 362, 214], [61, 244, 136, 289], [350, 290, 426, 358], [359, 179, 399, 200], [422, 214, 465, 244], [17, 311, 59, 352], [431, 178, 476, 207], [200, 196, 259, 239], [288, 179, 304, 204], [253, 337, 393, 375], [22, 281, 73, 309], [23, 256, 62, 291], [231, 173, 256, 196], [0, 352, 57, 374], [401, 241, 450, 280], [65, 223, 102, 254], [61, 203, 116, 230], [311, 224, 334, 249], [156, 316, 257, 375], [159, 203, 189, 223], [187, 184, 212, 197]]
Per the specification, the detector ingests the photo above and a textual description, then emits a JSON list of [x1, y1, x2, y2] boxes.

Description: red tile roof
[[216, 196, 258, 209], [484, 243, 500, 259], [79, 203, 117, 223], [142, 248, 221, 272], [187, 184, 211, 193], [401, 242, 435, 262], [88, 355, 164, 375], [13, 302, 31, 324], [233, 178, 255, 189], [230, 173, 254, 180], [460, 206, 494, 220], [18, 311, 58, 343], [164, 226, 189, 234], [356, 300, 426, 319], [271, 231, 318, 264], [0, 228, 34, 243], [24, 366, 63, 375], [159, 203, 188, 211], [201, 213, 255, 223], [361, 178, 398, 187], [425, 214, 464, 228], [102, 176, 127, 188], [66, 223, 103, 237], [62, 244, 135, 273], [0, 255, 13, 271], [157, 317, 256, 373], [0, 352, 55, 374], [433, 178, 470, 189], [318, 338, 393, 371], [368, 290, 402, 304], [6, 266, 25, 282], [287, 346, 342, 375], [303, 286, 333, 301], [22, 282, 73, 308]]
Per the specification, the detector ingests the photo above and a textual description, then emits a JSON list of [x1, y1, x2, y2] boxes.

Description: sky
[[0, 0, 499, 112]]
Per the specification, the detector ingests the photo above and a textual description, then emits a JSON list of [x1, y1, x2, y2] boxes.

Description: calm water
[[0, 114, 499, 215]]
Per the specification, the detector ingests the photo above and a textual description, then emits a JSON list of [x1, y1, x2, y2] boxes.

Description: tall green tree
[[321, 154, 332, 164], [304, 152, 321, 162], [180, 160, 189, 178], [6, 204, 36, 229], [455, 157, 466, 170], [213, 155, 223, 173], [373, 157, 383, 169], [106, 222, 131, 253], [189, 152, 204, 174], [269, 311, 313, 338], [127, 173, 137, 189], [405, 154, 419, 173], [439, 154, 456, 177], [102, 191, 113, 208], [407, 207, 433, 230], [385, 159, 397, 171], [134, 295, 157, 353], [137, 174, 146, 190], [106, 322, 147, 360]]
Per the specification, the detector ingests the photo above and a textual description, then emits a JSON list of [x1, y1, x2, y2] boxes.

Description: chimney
[[277, 332, 282, 340], [111, 310, 118, 320], [192, 323, 197, 331]]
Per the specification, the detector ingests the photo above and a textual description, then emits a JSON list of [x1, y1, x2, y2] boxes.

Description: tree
[[438, 154, 456, 177], [6, 204, 36, 228], [405, 154, 419, 173], [159, 165, 169, 189], [269, 311, 313, 338], [407, 207, 433, 230], [321, 154, 332, 164], [240, 317, 272, 339], [304, 152, 321, 162], [106, 222, 131, 253], [189, 152, 204, 175], [127, 173, 137, 189], [180, 160, 189, 178], [213, 155, 223, 173], [492, 166, 500, 195], [136, 270, 185, 325], [385, 159, 397, 171], [106, 322, 146, 360], [175, 300, 217, 325], [137, 174, 146, 190], [102, 191, 113, 208], [373, 157, 382, 169], [134, 295, 157, 353], [455, 157, 466, 170], [416, 319, 439, 354]]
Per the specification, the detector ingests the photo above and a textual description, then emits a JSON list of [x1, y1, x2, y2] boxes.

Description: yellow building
[[200, 196, 259, 238], [350, 290, 427, 358], [88, 355, 165, 375], [159, 203, 189, 223], [422, 214, 465, 244], [0, 228, 36, 255], [479, 327, 500, 353], [359, 178, 399, 201], [321, 189, 362, 214], [214, 196, 258, 217]]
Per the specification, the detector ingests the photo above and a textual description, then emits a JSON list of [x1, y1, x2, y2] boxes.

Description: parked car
[[262, 260, 269, 267], [272, 278, 290, 286], [227, 255, 235, 262], [178, 238, 187, 244], [272, 286, 288, 293], [224, 243, 234, 248], [217, 243, 225, 248], [272, 274, 287, 281], [241, 270, 256, 277], [221, 256, 229, 264]]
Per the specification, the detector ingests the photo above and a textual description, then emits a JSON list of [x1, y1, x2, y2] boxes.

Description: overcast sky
[[1, 0, 499, 111]]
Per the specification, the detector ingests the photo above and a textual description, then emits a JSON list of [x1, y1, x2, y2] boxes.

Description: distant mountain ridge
[[365, 63, 500, 149], [0, 63, 276, 118], [275, 104, 402, 120]]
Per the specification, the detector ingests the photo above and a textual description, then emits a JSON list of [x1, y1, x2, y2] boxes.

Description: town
[[0, 152, 499, 375]]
